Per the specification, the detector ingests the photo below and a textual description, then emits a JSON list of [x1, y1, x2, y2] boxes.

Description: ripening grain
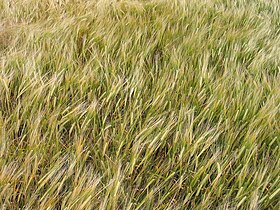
[[0, 0, 279, 209]]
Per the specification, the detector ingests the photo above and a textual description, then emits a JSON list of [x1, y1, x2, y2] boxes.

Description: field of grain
[[0, 0, 279, 209]]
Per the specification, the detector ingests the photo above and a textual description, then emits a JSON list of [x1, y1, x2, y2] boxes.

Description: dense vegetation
[[0, 0, 279, 209]]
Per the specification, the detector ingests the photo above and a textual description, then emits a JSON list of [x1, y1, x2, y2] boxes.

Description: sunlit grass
[[0, 0, 279, 209]]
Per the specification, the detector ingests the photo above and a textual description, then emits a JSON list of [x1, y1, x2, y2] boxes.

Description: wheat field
[[0, 0, 279, 209]]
